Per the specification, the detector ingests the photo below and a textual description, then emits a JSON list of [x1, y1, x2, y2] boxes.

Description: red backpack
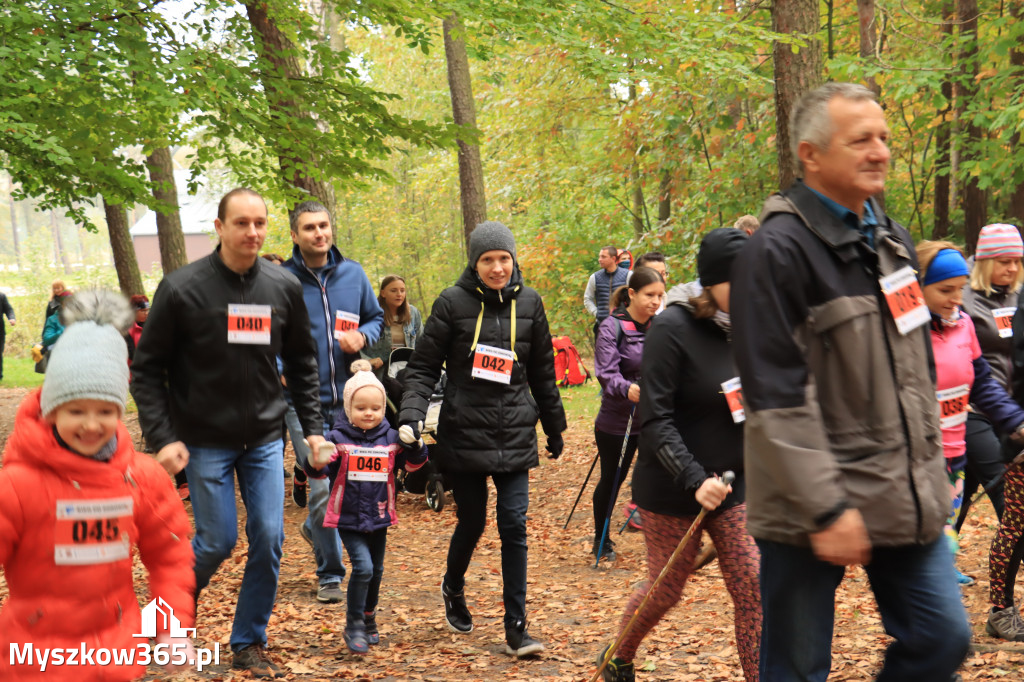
[[552, 336, 591, 387]]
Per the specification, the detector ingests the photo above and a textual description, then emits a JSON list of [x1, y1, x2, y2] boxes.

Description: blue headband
[[923, 248, 969, 286]]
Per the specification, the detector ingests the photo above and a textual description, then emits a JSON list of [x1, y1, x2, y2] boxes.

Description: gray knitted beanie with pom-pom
[[40, 289, 134, 416]]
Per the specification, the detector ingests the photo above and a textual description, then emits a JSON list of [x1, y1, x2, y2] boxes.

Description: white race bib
[[471, 344, 513, 384], [228, 304, 272, 345], [721, 377, 745, 424], [993, 307, 1015, 339], [346, 447, 389, 482], [937, 384, 970, 429], [879, 267, 929, 335], [54, 497, 132, 565], [334, 310, 360, 340]]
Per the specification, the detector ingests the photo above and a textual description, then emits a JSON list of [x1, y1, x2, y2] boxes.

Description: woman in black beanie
[[399, 221, 567, 657], [598, 227, 762, 682]]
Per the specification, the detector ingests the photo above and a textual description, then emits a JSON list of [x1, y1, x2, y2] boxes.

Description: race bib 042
[[471, 344, 513, 384]]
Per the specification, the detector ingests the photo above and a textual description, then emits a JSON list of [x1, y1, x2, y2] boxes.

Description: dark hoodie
[[399, 265, 566, 473]]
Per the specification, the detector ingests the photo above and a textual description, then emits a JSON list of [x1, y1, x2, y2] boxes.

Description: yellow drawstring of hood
[[470, 287, 519, 361]]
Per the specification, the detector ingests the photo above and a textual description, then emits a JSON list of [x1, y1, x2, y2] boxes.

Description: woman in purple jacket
[[591, 266, 665, 562]]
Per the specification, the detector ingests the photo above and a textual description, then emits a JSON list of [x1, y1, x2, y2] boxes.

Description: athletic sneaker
[[343, 617, 369, 655], [298, 522, 314, 549], [986, 605, 1024, 642], [316, 582, 343, 604], [504, 618, 544, 657], [232, 644, 285, 678], [593, 538, 616, 562], [955, 569, 975, 586], [441, 580, 473, 633], [364, 611, 380, 645], [292, 467, 308, 508], [597, 644, 636, 682]]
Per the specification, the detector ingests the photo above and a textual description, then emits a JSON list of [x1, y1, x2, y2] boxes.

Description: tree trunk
[[102, 197, 145, 296], [658, 170, 672, 223], [631, 162, 645, 237], [772, 0, 823, 190], [933, 2, 955, 239], [50, 210, 72, 274], [1010, 3, 1024, 225], [443, 13, 487, 249], [6, 174, 20, 269], [958, 0, 986, 253], [857, 0, 880, 97], [245, 2, 336, 226], [146, 146, 189, 274]]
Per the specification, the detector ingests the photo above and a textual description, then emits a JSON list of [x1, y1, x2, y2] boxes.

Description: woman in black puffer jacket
[[399, 221, 567, 658]]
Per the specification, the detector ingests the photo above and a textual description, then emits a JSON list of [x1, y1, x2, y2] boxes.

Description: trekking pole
[[591, 471, 735, 682], [618, 505, 639, 534], [594, 405, 636, 568], [564, 451, 600, 530]]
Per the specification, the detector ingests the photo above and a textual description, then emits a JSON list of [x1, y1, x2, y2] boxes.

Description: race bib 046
[[347, 447, 390, 482]]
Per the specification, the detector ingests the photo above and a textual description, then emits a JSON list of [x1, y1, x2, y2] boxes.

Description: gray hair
[[289, 200, 332, 232], [790, 83, 878, 173]]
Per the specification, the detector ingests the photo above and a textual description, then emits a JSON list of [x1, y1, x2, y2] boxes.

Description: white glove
[[399, 420, 423, 446], [311, 441, 336, 469]]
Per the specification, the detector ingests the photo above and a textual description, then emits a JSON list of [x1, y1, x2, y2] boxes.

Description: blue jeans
[[285, 405, 346, 587], [338, 528, 388, 622], [758, 536, 970, 681], [187, 440, 285, 652], [445, 470, 530, 626]]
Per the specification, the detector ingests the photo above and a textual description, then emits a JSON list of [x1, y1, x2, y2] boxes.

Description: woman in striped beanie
[[958, 224, 1024, 534]]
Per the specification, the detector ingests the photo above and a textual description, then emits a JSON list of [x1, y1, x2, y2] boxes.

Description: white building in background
[[129, 169, 218, 274]]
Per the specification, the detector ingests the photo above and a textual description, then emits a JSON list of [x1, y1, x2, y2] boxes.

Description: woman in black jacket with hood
[[399, 221, 567, 658], [599, 228, 761, 682]]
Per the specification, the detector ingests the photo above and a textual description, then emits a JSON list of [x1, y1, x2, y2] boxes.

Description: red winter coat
[[0, 390, 195, 681]]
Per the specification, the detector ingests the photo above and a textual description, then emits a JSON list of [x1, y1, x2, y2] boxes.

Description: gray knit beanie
[[468, 221, 517, 269], [40, 289, 134, 416]]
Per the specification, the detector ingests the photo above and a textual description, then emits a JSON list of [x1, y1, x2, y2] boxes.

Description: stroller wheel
[[426, 478, 446, 512]]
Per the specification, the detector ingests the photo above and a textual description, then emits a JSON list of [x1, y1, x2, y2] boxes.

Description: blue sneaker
[[955, 569, 974, 586]]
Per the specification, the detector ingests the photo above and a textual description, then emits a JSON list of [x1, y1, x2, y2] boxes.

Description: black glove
[[399, 420, 422, 445], [545, 433, 564, 459]]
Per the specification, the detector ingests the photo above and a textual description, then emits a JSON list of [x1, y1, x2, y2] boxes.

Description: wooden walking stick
[[591, 471, 735, 682]]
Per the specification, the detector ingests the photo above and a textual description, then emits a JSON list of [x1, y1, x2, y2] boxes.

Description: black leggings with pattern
[[612, 505, 762, 681], [989, 462, 1024, 609]]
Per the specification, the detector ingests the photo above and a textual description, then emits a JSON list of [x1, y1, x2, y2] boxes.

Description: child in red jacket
[[0, 290, 196, 681]]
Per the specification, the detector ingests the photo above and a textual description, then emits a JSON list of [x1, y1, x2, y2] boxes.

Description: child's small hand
[[311, 441, 336, 469], [154, 632, 196, 672]]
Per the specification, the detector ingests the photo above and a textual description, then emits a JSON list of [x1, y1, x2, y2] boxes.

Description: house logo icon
[[133, 597, 196, 638]]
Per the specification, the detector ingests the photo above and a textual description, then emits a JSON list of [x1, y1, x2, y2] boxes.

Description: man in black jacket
[[732, 83, 970, 681], [132, 188, 325, 679]]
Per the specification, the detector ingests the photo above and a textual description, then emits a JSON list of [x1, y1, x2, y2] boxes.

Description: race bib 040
[[228, 304, 272, 345]]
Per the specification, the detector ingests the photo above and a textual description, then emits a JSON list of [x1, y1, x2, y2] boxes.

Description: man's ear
[[797, 140, 820, 174]]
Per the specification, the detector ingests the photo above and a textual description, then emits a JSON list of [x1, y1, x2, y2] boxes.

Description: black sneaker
[[292, 467, 307, 508], [441, 580, 473, 633], [593, 537, 616, 562], [504, 618, 544, 657], [597, 644, 635, 682], [344, 617, 369, 655], [232, 644, 285, 678], [364, 611, 380, 645]]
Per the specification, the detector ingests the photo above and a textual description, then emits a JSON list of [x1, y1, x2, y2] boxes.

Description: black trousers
[[957, 412, 1007, 531], [444, 470, 530, 625], [592, 427, 639, 540]]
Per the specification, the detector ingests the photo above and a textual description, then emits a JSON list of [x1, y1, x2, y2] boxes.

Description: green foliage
[[0, 357, 45, 389]]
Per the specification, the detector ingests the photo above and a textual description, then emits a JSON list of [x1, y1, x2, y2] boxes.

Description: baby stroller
[[385, 347, 450, 512]]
